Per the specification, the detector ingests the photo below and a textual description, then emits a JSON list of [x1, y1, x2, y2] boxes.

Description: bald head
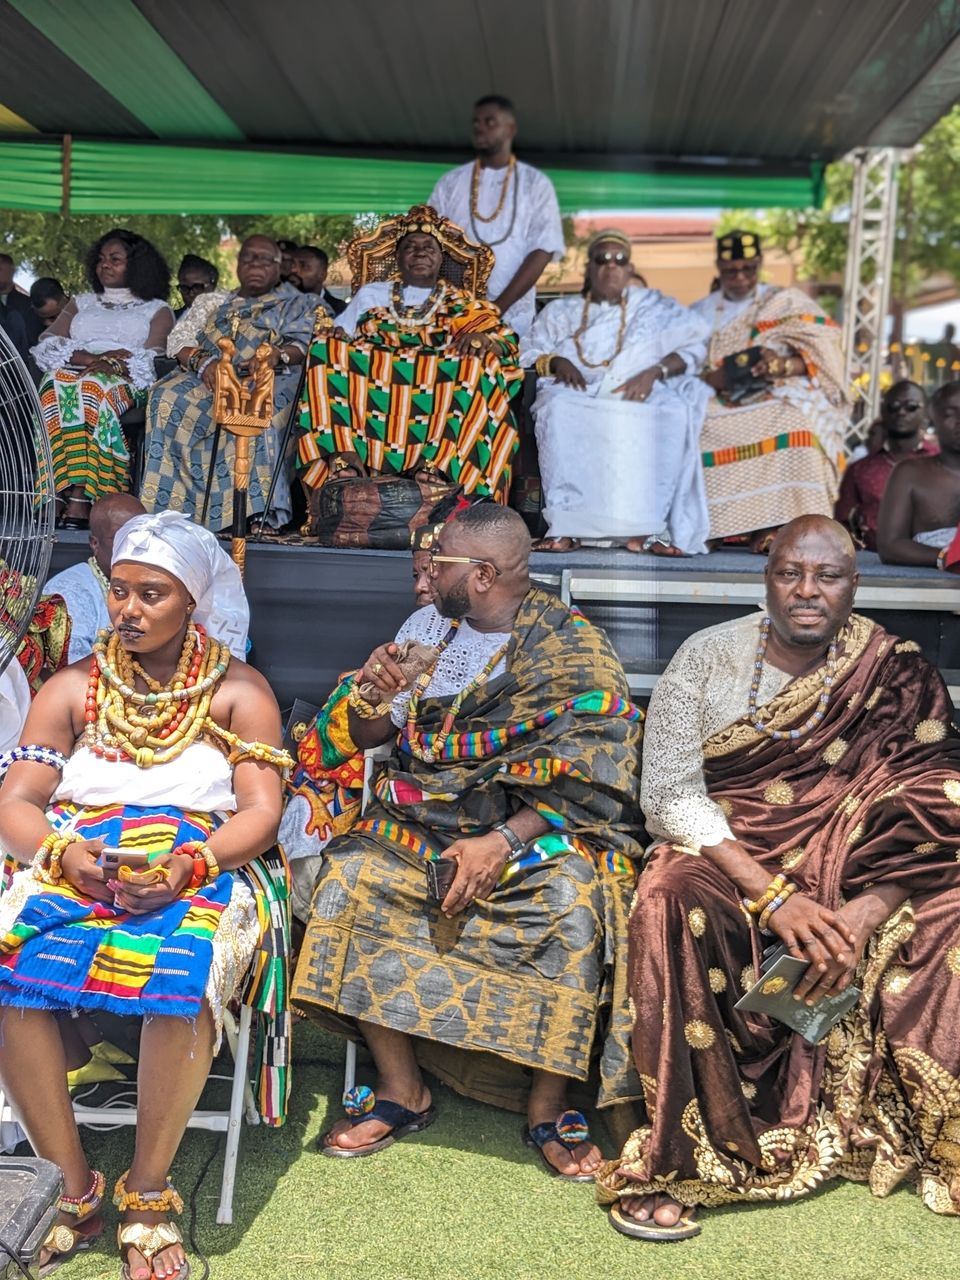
[[89, 494, 145, 575], [768, 516, 856, 572], [430, 503, 531, 628], [765, 516, 858, 649]]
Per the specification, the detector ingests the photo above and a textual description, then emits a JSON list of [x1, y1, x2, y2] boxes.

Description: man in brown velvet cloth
[[598, 514, 960, 1240]]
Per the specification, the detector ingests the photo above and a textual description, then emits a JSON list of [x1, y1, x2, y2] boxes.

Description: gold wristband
[[347, 679, 386, 719], [535, 353, 555, 378]]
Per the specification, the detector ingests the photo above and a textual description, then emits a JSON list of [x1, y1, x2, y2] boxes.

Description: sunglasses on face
[[591, 251, 630, 266], [428, 549, 501, 576], [180, 282, 207, 297], [886, 401, 922, 413]]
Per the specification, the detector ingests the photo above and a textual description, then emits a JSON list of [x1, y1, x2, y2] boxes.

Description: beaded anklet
[[113, 1170, 184, 1216]]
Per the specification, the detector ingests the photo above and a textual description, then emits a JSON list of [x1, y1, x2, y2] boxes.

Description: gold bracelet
[[347, 680, 385, 720], [535, 353, 555, 378], [743, 874, 788, 916], [197, 843, 220, 880], [757, 882, 798, 931], [32, 832, 72, 884], [937, 547, 949, 571]]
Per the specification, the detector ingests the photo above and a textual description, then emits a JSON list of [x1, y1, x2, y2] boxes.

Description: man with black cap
[[690, 231, 850, 552]]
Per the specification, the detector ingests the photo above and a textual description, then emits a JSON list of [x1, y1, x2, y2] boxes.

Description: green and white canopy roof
[[1, 0, 958, 213]]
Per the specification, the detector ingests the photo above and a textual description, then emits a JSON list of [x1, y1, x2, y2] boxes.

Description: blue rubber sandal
[[521, 1109, 597, 1182], [319, 1087, 437, 1158]]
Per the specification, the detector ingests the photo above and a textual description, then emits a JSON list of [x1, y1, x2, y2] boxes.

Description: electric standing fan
[[0, 326, 56, 684]]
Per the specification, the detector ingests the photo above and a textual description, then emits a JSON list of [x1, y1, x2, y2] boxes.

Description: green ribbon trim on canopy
[[8, 0, 243, 141], [0, 139, 820, 214]]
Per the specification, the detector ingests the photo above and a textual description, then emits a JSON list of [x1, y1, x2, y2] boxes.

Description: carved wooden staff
[[212, 340, 275, 578]]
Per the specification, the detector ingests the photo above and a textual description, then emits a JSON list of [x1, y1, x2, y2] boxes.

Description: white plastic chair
[[0, 1002, 257, 1225]]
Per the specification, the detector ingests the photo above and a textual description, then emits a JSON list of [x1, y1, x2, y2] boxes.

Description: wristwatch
[[279, 348, 291, 366], [656, 361, 670, 381], [493, 822, 524, 857]]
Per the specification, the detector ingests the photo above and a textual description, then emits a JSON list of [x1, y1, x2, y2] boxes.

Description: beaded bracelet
[[757, 882, 798, 932], [742, 874, 788, 916], [32, 832, 73, 885]]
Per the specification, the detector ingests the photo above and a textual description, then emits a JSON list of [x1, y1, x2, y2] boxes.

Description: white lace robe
[[32, 291, 173, 391], [640, 612, 791, 849]]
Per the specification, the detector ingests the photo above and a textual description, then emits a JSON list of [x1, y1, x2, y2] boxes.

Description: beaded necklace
[[386, 280, 447, 328], [469, 158, 519, 249], [572, 293, 628, 369], [85, 625, 294, 772], [747, 616, 838, 742], [403, 621, 510, 763], [86, 624, 228, 767]]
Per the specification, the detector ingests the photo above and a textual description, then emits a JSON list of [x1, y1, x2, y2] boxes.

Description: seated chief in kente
[[296, 205, 523, 535], [293, 502, 643, 1180]]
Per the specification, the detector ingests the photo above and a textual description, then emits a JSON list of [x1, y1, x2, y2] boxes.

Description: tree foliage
[[717, 104, 960, 299], [0, 211, 361, 295]]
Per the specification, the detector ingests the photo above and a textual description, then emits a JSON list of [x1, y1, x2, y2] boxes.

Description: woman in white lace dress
[[31, 229, 173, 529], [520, 230, 711, 555]]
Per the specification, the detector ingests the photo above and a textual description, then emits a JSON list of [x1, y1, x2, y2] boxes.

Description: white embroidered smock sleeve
[[640, 614, 789, 848]]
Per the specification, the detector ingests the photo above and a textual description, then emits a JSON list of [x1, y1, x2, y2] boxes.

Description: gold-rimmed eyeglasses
[[428, 549, 501, 576]]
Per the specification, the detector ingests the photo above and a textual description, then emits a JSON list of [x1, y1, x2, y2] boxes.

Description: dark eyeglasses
[[179, 282, 208, 298], [591, 251, 630, 266], [428, 549, 501, 576], [886, 400, 922, 413]]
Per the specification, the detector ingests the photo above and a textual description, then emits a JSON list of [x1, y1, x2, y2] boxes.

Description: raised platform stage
[[49, 534, 960, 713]]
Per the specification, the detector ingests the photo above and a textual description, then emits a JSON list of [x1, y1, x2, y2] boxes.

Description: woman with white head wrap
[[111, 509, 249, 660], [0, 512, 289, 1280]]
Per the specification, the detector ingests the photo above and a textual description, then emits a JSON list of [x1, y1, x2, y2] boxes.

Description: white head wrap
[[111, 511, 249, 660]]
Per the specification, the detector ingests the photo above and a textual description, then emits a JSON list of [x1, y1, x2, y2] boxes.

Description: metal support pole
[[841, 147, 900, 447]]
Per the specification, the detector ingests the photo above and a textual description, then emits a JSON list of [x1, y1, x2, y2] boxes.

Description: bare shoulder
[[223, 659, 275, 696]]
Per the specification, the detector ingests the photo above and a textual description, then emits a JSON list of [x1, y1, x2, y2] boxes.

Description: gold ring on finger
[[372, 661, 383, 675]]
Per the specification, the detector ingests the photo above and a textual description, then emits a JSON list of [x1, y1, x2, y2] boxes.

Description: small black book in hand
[[734, 945, 860, 1044]]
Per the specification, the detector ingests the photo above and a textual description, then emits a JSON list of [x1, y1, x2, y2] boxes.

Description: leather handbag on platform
[[313, 463, 462, 549]]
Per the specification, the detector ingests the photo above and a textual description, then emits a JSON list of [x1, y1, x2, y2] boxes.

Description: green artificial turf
[[53, 1021, 959, 1280]]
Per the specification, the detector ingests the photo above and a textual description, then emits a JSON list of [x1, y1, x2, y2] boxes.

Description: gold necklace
[[572, 293, 628, 369], [470, 155, 516, 224]]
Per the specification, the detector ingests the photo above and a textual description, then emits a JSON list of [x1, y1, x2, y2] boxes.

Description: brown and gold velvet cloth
[[292, 588, 643, 1112], [599, 616, 960, 1214]]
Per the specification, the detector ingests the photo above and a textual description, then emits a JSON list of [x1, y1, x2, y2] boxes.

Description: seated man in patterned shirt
[[598, 515, 960, 1241], [292, 503, 643, 1178]]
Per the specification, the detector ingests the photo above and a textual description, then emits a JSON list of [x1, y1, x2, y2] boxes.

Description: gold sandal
[[39, 1169, 106, 1277], [114, 1170, 190, 1280]]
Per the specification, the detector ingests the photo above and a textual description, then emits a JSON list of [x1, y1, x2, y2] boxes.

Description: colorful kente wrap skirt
[[293, 588, 645, 1111], [598, 618, 960, 1215], [700, 288, 849, 539], [296, 287, 522, 501], [0, 802, 292, 1126], [40, 368, 141, 499]]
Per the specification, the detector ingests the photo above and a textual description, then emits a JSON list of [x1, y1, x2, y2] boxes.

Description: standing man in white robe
[[429, 95, 565, 338]]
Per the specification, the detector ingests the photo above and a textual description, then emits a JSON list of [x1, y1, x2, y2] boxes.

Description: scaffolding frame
[[841, 147, 901, 444]]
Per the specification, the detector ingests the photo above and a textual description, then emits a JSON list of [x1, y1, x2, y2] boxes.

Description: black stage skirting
[[48, 534, 960, 713]]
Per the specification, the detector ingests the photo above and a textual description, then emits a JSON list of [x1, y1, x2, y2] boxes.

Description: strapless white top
[[52, 741, 236, 813]]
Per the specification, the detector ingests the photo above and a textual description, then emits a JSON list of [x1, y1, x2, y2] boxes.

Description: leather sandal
[[521, 1108, 597, 1182], [117, 1222, 190, 1280], [39, 1169, 106, 1277], [319, 1087, 436, 1158], [114, 1169, 189, 1280]]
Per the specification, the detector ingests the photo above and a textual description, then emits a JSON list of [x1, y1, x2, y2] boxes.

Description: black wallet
[[721, 345, 769, 405], [735, 944, 860, 1044], [425, 857, 457, 903]]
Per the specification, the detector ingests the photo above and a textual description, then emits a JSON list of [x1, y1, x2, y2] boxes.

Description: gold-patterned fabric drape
[[599, 619, 960, 1215]]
